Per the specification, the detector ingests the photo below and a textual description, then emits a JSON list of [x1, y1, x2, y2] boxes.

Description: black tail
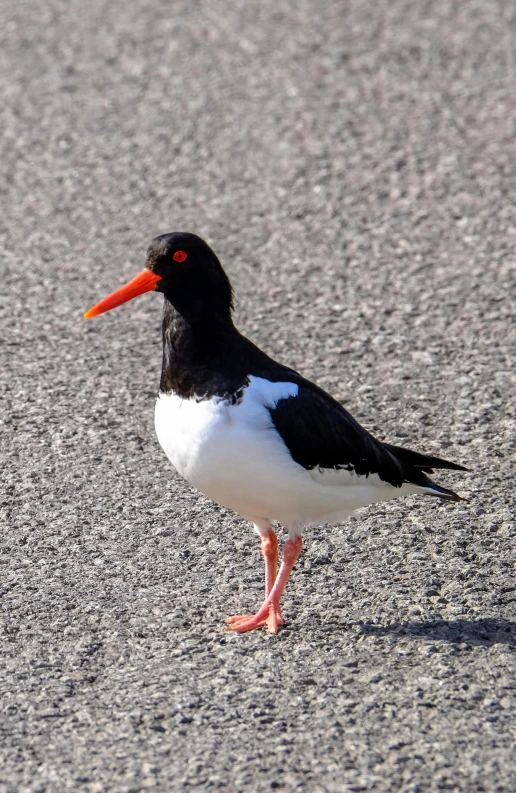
[[417, 477, 465, 502], [384, 443, 468, 502]]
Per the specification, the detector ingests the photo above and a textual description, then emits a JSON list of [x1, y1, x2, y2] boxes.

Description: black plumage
[[147, 232, 466, 502]]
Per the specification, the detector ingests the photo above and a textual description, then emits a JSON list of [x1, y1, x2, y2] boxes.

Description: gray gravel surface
[[1, 1, 515, 791]]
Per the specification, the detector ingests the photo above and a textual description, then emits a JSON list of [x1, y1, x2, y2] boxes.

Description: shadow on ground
[[359, 619, 516, 647]]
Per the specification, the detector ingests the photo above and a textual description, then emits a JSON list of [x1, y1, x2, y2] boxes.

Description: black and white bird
[[85, 232, 466, 633]]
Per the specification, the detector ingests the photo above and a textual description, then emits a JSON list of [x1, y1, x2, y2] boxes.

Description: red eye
[[173, 250, 187, 262]]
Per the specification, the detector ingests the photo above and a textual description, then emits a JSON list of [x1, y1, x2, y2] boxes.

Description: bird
[[84, 232, 467, 634]]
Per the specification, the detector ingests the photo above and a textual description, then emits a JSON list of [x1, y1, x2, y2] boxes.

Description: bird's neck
[[159, 297, 248, 398]]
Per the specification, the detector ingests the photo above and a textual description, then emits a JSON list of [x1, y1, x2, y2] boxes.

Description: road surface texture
[[1, 1, 515, 791]]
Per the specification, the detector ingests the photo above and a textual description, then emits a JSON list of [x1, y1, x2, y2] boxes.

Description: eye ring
[[173, 250, 187, 263]]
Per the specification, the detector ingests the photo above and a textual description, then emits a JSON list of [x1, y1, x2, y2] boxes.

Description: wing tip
[[384, 443, 470, 473], [443, 461, 469, 473]]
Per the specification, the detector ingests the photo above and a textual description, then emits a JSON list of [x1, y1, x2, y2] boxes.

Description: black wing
[[268, 379, 407, 487], [244, 335, 466, 499], [266, 376, 465, 497]]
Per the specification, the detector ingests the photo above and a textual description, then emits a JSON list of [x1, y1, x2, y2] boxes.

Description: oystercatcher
[[85, 232, 466, 633]]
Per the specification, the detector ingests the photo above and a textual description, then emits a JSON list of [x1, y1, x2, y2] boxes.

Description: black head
[[146, 232, 233, 319], [85, 232, 233, 321]]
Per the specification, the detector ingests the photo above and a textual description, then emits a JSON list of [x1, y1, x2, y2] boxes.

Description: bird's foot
[[225, 601, 285, 634]]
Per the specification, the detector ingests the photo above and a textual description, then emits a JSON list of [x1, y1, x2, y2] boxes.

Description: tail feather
[[418, 477, 465, 502], [384, 443, 467, 502]]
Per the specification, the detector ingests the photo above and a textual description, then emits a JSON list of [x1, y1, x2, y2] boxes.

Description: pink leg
[[225, 536, 303, 634], [261, 529, 278, 597]]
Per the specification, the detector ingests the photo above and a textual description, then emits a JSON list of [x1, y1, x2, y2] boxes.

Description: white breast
[[154, 377, 305, 525], [154, 376, 417, 531]]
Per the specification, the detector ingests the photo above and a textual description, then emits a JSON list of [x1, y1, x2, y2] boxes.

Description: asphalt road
[[1, 1, 515, 791]]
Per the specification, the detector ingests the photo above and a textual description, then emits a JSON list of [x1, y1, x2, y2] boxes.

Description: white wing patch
[[245, 376, 299, 409]]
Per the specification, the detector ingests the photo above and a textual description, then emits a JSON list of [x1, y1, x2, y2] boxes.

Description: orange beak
[[84, 269, 162, 319]]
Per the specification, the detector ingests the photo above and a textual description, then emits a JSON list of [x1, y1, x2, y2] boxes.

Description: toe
[[224, 603, 285, 634], [225, 615, 266, 633], [266, 607, 285, 634], [224, 614, 253, 625]]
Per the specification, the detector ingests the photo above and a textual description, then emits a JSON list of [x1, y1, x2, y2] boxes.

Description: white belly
[[154, 376, 413, 530]]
